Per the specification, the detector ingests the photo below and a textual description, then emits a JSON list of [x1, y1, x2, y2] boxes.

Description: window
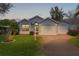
[[22, 25, 29, 31]]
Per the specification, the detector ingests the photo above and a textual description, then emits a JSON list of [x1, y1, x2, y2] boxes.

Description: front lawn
[[0, 35, 6, 42], [69, 35, 79, 47], [0, 35, 43, 56]]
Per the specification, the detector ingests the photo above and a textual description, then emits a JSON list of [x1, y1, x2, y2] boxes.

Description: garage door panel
[[58, 24, 68, 34], [39, 25, 57, 35]]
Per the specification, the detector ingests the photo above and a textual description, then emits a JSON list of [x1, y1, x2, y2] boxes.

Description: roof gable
[[40, 17, 69, 25], [18, 19, 29, 25], [40, 17, 58, 23], [39, 17, 58, 25], [29, 16, 44, 24]]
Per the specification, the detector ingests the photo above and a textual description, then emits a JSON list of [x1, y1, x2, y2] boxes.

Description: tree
[[65, 11, 74, 18], [10, 20, 19, 35], [0, 19, 11, 26], [50, 6, 65, 21], [73, 4, 79, 17], [0, 3, 12, 15], [50, 6, 66, 33], [65, 4, 79, 18], [0, 19, 19, 35], [0, 4, 13, 41]]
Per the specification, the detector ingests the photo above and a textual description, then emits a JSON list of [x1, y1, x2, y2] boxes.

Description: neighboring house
[[18, 16, 70, 35], [64, 17, 79, 30]]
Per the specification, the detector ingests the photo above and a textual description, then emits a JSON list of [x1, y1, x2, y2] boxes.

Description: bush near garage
[[67, 29, 79, 36]]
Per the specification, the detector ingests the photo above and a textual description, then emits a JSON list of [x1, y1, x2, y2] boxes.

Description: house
[[18, 16, 69, 35], [64, 17, 79, 30]]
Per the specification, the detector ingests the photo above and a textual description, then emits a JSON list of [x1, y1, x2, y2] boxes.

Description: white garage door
[[39, 25, 57, 35], [58, 23, 68, 34]]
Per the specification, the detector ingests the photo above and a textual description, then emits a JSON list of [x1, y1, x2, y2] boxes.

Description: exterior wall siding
[[19, 30, 29, 34]]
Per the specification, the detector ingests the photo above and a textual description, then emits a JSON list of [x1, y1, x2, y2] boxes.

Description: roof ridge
[[29, 15, 44, 20], [39, 18, 58, 24], [18, 19, 28, 24]]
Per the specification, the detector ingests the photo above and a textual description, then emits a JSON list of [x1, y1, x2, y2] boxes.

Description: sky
[[0, 3, 78, 20]]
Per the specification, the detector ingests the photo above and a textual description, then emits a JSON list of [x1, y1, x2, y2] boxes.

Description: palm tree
[[50, 6, 66, 34], [50, 6, 65, 21]]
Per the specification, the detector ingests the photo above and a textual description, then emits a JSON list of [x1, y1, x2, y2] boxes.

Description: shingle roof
[[29, 15, 44, 24], [64, 17, 79, 24], [18, 16, 70, 25], [18, 19, 29, 24], [39, 17, 58, 24]]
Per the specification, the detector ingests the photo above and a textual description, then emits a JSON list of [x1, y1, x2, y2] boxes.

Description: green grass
[[0, 35, 6, 42], [69, 35, 79, 47], [0, 35, 43, 56]]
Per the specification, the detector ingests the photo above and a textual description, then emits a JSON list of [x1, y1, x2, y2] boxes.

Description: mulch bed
[[1, 39, 16, 44]]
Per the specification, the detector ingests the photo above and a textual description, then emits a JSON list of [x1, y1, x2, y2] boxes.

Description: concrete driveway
[[41, 35, 79, 56]]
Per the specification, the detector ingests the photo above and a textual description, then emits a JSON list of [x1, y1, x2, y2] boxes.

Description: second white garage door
[[39, 25, 57, 35]]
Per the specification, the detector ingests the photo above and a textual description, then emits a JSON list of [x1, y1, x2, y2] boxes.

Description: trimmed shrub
[[30, 31, 34, 35]]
